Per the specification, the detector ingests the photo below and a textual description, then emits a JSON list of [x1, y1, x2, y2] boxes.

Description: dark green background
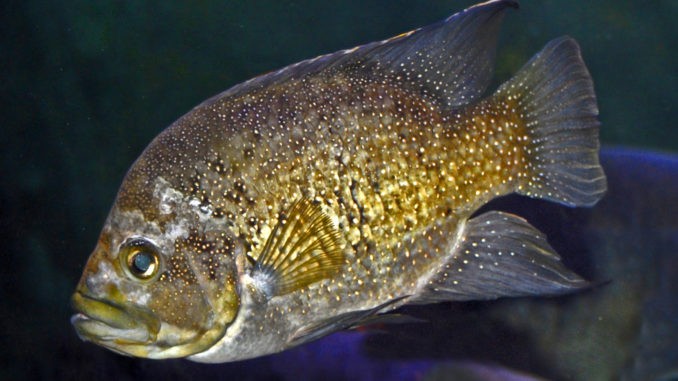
[[1, 1, 675, 380]]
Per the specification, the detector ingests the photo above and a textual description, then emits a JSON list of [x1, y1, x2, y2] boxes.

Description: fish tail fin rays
[[496, 37, 607, 207], [411, 211, 588, 304]]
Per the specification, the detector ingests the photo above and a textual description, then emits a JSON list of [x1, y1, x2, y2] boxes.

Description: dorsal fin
[[203, 0, 517, 108], [250, 198, 345, 297]]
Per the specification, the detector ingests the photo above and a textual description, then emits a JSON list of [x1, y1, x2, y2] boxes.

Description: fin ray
[[412, 211, 588, 304], [360, 0, 518, 107], [251, 198, 345, 297], [202, 0, 518, 108], [495, 36, 607, 206]]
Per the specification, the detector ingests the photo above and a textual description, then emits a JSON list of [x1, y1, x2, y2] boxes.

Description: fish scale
[[71, 0, 606, 363]]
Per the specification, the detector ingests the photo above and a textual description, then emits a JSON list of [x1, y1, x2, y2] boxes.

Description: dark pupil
[[132, 252, 152, 274]]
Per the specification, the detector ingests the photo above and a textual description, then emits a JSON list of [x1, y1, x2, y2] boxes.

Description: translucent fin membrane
[[495, 37, 607, 207], [415, 211, 588, 303], [252, 198, 345, 297], [204, 0, 518, 109]]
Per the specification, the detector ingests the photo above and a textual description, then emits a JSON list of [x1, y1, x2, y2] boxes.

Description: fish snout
[[70, 286, 160, 346]]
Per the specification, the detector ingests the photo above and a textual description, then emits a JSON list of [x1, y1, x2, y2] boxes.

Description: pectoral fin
[[413, 211, 588, 304], [250, 198, 345, 297]]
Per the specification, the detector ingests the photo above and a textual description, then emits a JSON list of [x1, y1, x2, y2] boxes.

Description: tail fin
[[495, 37, 607, 207]]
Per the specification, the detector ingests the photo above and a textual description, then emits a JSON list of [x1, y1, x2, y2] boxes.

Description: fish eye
[[120, 239, 161, 281]]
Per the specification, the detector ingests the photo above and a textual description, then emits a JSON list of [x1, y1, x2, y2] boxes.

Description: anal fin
[[414, 211, 587, 304]]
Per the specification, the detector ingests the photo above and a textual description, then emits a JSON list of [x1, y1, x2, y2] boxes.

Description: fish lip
[[71, 291, 231, 359], [71, 290, 159, 345]]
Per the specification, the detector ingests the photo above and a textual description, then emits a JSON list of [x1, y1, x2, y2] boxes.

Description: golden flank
[[71, 0, 606, 362]]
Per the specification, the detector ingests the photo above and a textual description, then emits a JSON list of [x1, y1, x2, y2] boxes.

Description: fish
[[361, 148, 678, 380], [71, 0, 606, 363]]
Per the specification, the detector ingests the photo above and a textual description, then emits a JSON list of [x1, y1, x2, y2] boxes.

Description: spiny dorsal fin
[[201, 0, 517, 108], [251, 198, 345, 297]]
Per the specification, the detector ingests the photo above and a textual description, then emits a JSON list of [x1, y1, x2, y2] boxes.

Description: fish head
[[71, 169, 241, 359]]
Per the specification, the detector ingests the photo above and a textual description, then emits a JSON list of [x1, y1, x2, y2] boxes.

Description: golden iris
[[120, 239, 160, 281]]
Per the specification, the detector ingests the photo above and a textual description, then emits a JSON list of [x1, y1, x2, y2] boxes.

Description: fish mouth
[[71, 288, 235, 359], [71, 290, 161, 354]]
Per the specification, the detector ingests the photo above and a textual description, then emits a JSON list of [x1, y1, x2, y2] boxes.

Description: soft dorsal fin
[[358, 0, 518, 107], [250, 198, 345, 297], [204, 0, 517, 108]]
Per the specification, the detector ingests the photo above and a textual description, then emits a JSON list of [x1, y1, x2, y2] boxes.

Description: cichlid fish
[[71, 0, 606, 362]]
